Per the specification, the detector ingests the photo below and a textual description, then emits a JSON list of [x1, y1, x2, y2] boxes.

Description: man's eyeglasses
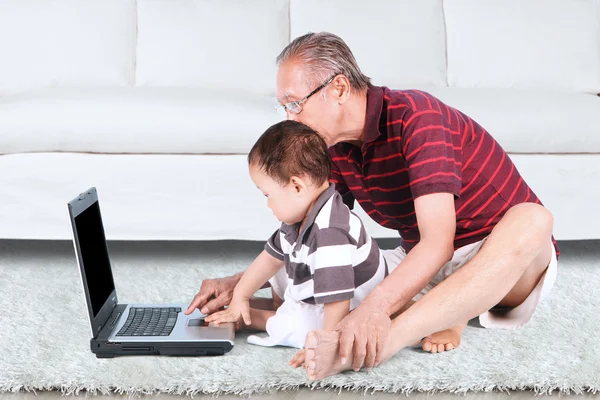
[[275, 75, 336, 117]]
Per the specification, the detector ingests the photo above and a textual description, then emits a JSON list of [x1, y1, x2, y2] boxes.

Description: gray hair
[[276, 32, 371, 95]]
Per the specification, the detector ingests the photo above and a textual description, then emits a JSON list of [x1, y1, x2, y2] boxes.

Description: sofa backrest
[[0, 0, 136, 97], [135, 0, 290, 96], [444, 0, 600, 93], [290, 0, 448, 89], [0, 0, 599, 96]]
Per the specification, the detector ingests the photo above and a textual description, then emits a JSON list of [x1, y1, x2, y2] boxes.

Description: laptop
[[68, 187, 234, 358]]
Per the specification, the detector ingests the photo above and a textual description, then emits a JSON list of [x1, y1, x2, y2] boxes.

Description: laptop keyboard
[[116, 307, 181, 337]]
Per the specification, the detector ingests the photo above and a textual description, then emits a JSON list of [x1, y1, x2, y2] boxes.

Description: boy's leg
[[244, 288, 284, 331], [249, 296, 278, 311], [244, 308, 276, 331]]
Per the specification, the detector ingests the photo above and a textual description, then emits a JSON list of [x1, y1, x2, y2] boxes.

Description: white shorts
[[381, 238, 558, 329]]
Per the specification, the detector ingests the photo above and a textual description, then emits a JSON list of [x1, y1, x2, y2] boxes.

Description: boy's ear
[[290, 176, 308, 194]]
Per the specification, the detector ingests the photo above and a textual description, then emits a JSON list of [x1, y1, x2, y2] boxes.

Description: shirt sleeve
[[306, 228, 356, 304], [330, 159, 356, 210], [264, 229, 284, 261], [400, 109, 462, 199]]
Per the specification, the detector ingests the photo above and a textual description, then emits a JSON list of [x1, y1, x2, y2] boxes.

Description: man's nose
[[286, 111, 298, 121]]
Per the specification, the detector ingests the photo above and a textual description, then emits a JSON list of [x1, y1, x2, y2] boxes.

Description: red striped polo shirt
[[329, 85, 559, 257]]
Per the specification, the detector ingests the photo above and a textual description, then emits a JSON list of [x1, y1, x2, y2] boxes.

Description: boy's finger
[[204, 311, 223, 322]]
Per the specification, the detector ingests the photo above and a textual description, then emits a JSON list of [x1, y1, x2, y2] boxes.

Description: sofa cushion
[[0, 0, 136, 97], [427, 88, 600, 153], [136, 0, 290, 96], [444, 0, 600, 93], [0, 88, 280, 155], [290, 0, 447, 88], [1, 87, 598, 155]]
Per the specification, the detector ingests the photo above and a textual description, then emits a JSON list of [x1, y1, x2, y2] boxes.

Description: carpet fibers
[[0, 240, 598, 396]]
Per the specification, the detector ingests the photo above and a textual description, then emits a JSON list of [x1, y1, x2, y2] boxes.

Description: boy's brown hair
[[248, 120, 330, 186]]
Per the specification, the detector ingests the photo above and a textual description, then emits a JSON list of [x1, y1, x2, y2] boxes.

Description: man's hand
[[185, 273, 242, 315], [204, 296, 251, 326], [336, 293, 392, 371]]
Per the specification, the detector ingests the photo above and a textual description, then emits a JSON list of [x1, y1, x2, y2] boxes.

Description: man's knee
[[506, 203, 554, 232], [504, 203, 554, 248]]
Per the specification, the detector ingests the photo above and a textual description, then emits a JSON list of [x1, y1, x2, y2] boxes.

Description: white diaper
[[247, 282, 324, 349], [248, 268, 325, 349]]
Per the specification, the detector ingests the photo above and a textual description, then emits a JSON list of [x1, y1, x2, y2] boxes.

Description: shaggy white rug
[[0, 240, 598, 396]]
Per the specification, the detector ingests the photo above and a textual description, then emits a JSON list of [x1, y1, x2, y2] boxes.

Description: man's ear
[[290, 176, 308, 195], [332, 75, 351, 104]]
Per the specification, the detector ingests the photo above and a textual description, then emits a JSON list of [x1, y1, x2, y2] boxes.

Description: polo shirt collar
[[362, 85, 385, 145], [281, 184, 337, 251]]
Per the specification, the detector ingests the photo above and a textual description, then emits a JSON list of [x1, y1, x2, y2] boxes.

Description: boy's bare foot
[[421, 322, 467, 353], [303, 331, 353, 380], [289, 349, 306, 368]]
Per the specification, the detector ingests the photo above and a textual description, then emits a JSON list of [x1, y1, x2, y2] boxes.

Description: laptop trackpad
[[187, 318, 206, 327]]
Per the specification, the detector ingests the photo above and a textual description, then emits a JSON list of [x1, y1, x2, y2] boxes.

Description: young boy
[[206, 120, 390, 368]]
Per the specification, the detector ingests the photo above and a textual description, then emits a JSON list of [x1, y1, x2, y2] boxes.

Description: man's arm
[[371, 192, 456, 316]]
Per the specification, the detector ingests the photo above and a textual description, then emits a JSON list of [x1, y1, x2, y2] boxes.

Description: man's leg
[[392, 299, 467, 353], [304, 202, 554, 379]]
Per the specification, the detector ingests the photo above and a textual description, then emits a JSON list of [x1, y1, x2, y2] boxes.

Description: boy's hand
[[204, 296, 251, 326], [289, 349, 305, 368]]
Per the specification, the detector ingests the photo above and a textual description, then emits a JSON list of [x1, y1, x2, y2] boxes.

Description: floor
[[1, 389, 599, 399], [1, 239, 598, 399]]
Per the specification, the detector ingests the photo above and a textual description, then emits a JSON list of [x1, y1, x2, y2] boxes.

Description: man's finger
[[364, 332, 377, 369], [201, 292, 228, 315], [338, 329, 355, 365], [352, 332, 367, 371], [185, 290, 212, 315], [374, 327, 390, 366]]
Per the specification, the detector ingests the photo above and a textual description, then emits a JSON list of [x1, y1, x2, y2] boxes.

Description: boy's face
[[249, 164, 313, 225]]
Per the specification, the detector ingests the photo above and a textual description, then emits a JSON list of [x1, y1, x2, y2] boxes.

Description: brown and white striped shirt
[[264, 184, 387, 308]]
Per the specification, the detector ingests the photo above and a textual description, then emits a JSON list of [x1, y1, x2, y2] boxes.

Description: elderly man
[[186, 32, 559, 380]]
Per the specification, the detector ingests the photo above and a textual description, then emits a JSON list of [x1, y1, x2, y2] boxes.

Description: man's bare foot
[[421, 322, 467, 353], [303, 331, 353, 380]]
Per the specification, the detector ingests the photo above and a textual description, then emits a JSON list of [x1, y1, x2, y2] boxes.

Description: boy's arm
[[233, 249, 284, 300], [308, 227, 357, 329], [323, 299, 351, 330]]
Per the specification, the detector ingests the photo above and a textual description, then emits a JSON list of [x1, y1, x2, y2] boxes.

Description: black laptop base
[[91, 339, 233, 358], [90, 304, 233, 358]]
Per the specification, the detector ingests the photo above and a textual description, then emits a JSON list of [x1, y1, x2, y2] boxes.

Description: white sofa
[[1, 0, 599, 242]]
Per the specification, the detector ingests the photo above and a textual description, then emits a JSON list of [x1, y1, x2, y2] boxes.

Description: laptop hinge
[[94, 304, 127, 341]]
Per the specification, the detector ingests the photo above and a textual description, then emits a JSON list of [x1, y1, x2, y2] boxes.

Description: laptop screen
[[74, 200, 116, 318]]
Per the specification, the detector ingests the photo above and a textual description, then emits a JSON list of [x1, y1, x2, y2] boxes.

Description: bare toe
[[421, 324, 465, 354], [302, 330, 348, 380], [422, 338, 432, 352]]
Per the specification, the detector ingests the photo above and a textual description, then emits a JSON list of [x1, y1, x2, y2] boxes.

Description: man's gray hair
[[276, 32, 371, 95]]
